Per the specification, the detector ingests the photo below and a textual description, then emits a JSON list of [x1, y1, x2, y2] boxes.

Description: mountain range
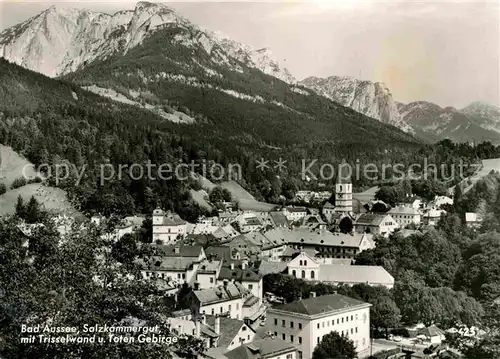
[[301, 75, 499, 144]]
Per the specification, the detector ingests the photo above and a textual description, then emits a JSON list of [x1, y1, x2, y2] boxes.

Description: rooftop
[[271, 293, 369, 317], [218, 263, 262, 282], [263, 228, 369, 248], [355, 213, 389, 226], [193, 282, 248, 305], [319, 264, 395, 285], [388, 206, 421, 215], [223, 337, 296, 359], [155, 244, 204, 258]]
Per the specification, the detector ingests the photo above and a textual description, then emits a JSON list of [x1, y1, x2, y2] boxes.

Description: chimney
[[174, 246, 180, 254], [230, 263, 235, 270], [242, 260, 247, 270], [195, 320, 201, 338], [311, 292, 316, 298], [215, 316, 221, 335], [194, 281, 200, 291]]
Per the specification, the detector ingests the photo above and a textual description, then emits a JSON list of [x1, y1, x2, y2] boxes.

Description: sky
[[0, 0, 499, 108]]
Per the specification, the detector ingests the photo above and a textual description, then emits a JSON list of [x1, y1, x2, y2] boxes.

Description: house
[[217, 260, 263, 306], [388, 206, 421, 227], [269, 211, 289, 228], [465, 212, 483, 228], [206, 246, 233, 262], [136, 245, 206, 286], [293, 214, 327, 231], [152, 208, 187, 244], [287, 251, 394, 288], [354, 213, 399, 236], [417, 325, 446, 344], [428, 196, 453, 209], [185, 281, 254, 320], [224, 235, 261, 259], [283, 207, 307, 222], [196, 261, 223, 289], [241, 217, 263, 233], [255, 260, 288, 276], [222, 337, 297, 359], [266, 293, 372, 359], [423, 208, 446, 226], [322, 202, 336, 223], [264, 228, 375, 261], [397, 196, 424, 210]]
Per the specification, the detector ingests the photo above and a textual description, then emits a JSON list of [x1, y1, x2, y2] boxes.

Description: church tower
[[335, 163, 353, 215]]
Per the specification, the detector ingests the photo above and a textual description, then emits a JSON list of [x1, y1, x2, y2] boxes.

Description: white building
[[354, 213, 399, 237], [423, 208, 447, 226], [217, 260, 264, 306], [222, 337, 297, 359], [267, 293, 372, 359], [388, 206, 421, 227], [187, 281, 258, 320], [283, 207, 307, 222], [287, 251, 394, 289], [152, 208, 187, 244]]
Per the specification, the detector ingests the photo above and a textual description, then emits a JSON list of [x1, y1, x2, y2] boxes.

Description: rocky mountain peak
[[299, 75, 412, 132], [0, 2, 294, 83]]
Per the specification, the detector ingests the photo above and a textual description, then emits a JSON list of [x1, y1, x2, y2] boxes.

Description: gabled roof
[[205, 246, 232, 261], [193, 282, 248, 305], [137, 256, 197, 271], [205, 316, 251, 348], [388, 206, 421, 215], [269, 211, 288, 226], [355, 213, 390, 226], [285, 206, 307, 213], [319, 264, 394, 286], [256, 260, 288, 276], [271, 293, 369, 317], [155, 244, 203, 258], [153, 212, 187, 226], [224, 337, 296, 359], [263, 228, 367, 248], [218, 263, 262, 282]]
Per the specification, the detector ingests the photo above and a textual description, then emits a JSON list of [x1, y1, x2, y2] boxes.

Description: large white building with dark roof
[[152, 208, 187, 244], [267, 293, 372, 359]]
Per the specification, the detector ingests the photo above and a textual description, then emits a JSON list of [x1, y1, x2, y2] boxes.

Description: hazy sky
[[0, 0, 498, 108]]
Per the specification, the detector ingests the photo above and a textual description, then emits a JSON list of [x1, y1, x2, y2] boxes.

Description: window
[[298, 337, 302, 344], [298, 351, 303, 359], [210, 277, 214, 283], [317, 323, 320, 329], [290, 335, 294, 343], [229, 305, 232, 311], [317, 337, 320, 344], [351, 315, 353, 321], [351, 328, 354, 334], [211, 308, 214, 315], [282, 333, 286, 340], [304, 260, 307, 266], [346, 316, 348, 322], [287, 354, 293, 359], [248, 284, 253, 290], [337, 319, 339, 324], [322, 322, 325, 328], [274, 319, 278, 326], [311, 270, 315, 279], [236, 303, 239, 310], [342, 318, 344, 323], [292, 270, 296, 277], [242, 326, 246, 331], [282, 320, 286, 327], [332, 320, 334, 326], [355, 327, 358, 333], [299, 260, 302, 265], [290, 321, 294, 328], [301, 270, 305, 279], [182, 273, 186, 279], [274, 332, 278, 336], [298, 323, 302, 330], [220, 307, 223, 313]]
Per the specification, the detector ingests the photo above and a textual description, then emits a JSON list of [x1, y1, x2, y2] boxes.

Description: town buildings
[[152, 208, 187, 244]]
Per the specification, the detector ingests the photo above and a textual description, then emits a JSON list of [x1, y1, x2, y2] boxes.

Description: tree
[[209, 186, 225, 204], [312, 331, 357, 359], [339, 217, 353, 234], [25, 195, 41, 223], [0, 183, 6, 195], [0, 214, 204, 358], [14, 195, 24, 217], [111, 233, 139, 265]]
